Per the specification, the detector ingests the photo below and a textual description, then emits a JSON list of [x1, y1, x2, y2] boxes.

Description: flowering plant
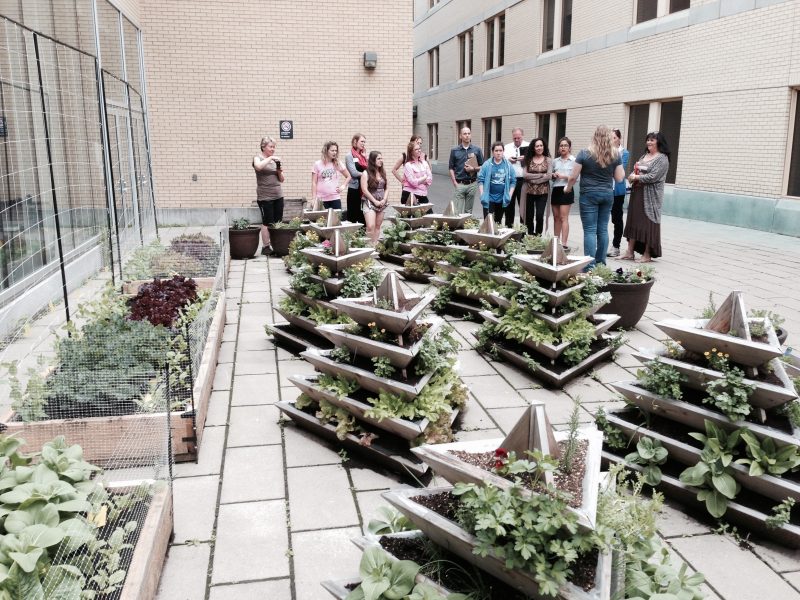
[[321, 239, 333, 255], [591, 263, 654, 284]]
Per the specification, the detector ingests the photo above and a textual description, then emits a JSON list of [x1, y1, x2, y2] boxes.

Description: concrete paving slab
[[656, 499, 711, 538], [292, 527, 362, 600], [213, 363, 233, 391], [222, 324, 237, 343], [232, 373, 280, 406], [173, 426, 226, 478], [234, 349, 278, 374], [217, 341, 236, 364], [236, 334, 275, 352], [563, 374, 616, 403], [517, 388, 592, 426], [156, 542, 211, 600], [287, 464, 359, 531], [491, 359, 541, 389], [227, 405, 283, 447], [463, 374, 525, 409], [456, 427, 504, 441], [279, 385, 302, 404], [669, 534, 799, 600], [749, 538, 800, 574], [457, 350, 498, 376], [205, 390, 230, 427], [278, 359, 318, 388], [783, 572, 800, 595], [349, 465, 404, 491], [458, 399, 499, 431], [284, 425, 341, 467], [220, 445, 285, 504], [211, 500, 290, 584], [209, 580, 291, 600], [173, 475, 219, 544]]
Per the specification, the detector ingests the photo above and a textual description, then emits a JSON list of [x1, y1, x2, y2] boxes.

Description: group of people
[[252, 124, 670, 267], [448, 124, 670, 267]]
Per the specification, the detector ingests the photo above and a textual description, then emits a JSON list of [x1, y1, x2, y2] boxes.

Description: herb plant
[[765, 498, 796, 529], [231, 218, 251, 230], [559, 319, 596, 365], [561, 398, 582, 474], [341, 262, 383, 297], [737, 429, 800, 476], [624, 436, 669, 486], [594, 408, 627, 450], [127, 275, 199, 327], [290, 267, 326, 299], [701, 355, 754, 421], [371, 356, 396, 379], [415, 326, 459, 376], [317, 373, 360, 398], [636, 359, 686, 400]]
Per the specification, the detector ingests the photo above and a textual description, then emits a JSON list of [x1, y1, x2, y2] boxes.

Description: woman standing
[[361, 151, 389, 245], [402, 143, 432, 204], [608, 128, 630, 257], [477, 142, 516, 220], [550, 136, 576, 250], [345, 134, 368, 224], [253, 136, 285, 256], [621, 132, 670, 263], [311, 141, 350, 211], [520, 138, 552, 236], [392, 135, 423, 204], [565, 125, 624, 269]]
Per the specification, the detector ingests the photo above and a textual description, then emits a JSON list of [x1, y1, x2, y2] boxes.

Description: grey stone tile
[[222, 324, 237, 343], [205, 390, 230, 427], [173, 475, 219, 544], [563, 375, 616, 404], [457, 350, 497, 376], [284, 425, 340, 467], [236, 334, 275, 352], [749, 537, 800, 573], [174, 426, 226, 478], [211, 500, 289, 584], [288, 465, 359, 531], [656, 499, 711, 538], [456, 427, 503, 441], [225, 310, 239, 325], [491, 360, 541, 389], [670, 534, 798, 600], [228, 405, 283, 447], [212, 363, 233, 391], [209, 580, 291, 600], [784, 572, 800, 594], [349, 465, 404, 491], [292, 527, 362, 600], [279, 385, 302, 404], [217, 341, 236, 364], [234, 349, 278, 374], [240, 302, 273, 317], [221, 445, 285, 504], [458, 400, 498, 431], [356, 489, 408, 533], [156, 542, 211, 600], [231, 373, 280, 406], [278, 359, 318, 388], [518, 388, 591, 425], [463, 374, 525, 409]]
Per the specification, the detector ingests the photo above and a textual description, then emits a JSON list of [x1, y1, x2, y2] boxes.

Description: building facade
[[412, 0, 800, 236]]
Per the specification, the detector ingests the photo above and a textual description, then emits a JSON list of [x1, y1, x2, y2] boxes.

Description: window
[[428, 47, 439, 88], [543, 0, 571, 52], [428, 0, 440, 8], [485, 13, 505, 70], [456, 120, 472, 143], [458, 29, 473, 78], [637, 0, 689, 23], [659, 100, 682, 184], [427, 123, 439, 161], [789, 93, 800, 196], [555, 111, 567, 143], [483, 117, 502, 156], [538, 111, 566, 152], [538, 113, 551, 146], [626, 100, 682, 184]]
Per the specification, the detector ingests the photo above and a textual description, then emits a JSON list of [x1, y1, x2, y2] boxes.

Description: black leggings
[[346, 187, 365, 224], [611, 194, 625, 248], [257, 197, 284, 225], [483, 202, 506, 223], [400, 190, 429, 204], [525, 194, 547, 235]]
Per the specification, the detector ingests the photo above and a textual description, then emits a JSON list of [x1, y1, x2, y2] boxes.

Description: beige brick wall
[[414, 0, 800, 199], [573, 0, 633, 43], [139, 0, 412, 208]]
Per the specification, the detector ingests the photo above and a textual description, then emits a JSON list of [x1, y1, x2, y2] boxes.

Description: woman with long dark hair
[[620, 131, 670, 263], [520, 137, 552, 236], [361, 151, 389, 244]]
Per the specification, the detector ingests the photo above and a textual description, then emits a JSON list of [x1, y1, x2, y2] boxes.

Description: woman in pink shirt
[[311, 141, 350, 210], [402, 144, 432, 204]]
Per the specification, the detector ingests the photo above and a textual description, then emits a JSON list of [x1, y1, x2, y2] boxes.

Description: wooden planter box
[[454, 227, 515, 249], [276, 399, 429, 477], [331, 292, 435, 335], [611, 381, 799, 449], [606, 411, 800, 504], [429, 276, 506, 308], [411, 427, 604, 530], [118, 482, 173, 600], [630, 349, 796, 410], [513, 254, 592, 282], [394, 204, 434, 218], [383, 486, 612, 599], [2, 292, 226, 464], [419, 213, 472, 229], [603, 452, 800, 549], [300, 247, 376, 274], [307, 222, 364, 240], [490, 271, 586, 308], [281, 287, 338, 312]]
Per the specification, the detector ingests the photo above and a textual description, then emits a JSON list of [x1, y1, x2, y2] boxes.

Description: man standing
[[502, 127, 528, 227], [448, 127, 483, 214]]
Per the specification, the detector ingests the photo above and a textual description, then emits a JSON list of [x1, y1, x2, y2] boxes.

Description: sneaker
[[261, 245, 273, 256], [607, 247, 620, 257]]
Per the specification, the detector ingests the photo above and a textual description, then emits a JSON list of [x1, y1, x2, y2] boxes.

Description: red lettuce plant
[[128, 276, 199, 327]]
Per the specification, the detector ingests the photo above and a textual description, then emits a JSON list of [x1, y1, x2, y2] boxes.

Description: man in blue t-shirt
[[478, 142, 516, 220]]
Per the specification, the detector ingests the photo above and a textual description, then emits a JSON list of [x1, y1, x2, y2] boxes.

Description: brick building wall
[[138, 0, 412, 209]]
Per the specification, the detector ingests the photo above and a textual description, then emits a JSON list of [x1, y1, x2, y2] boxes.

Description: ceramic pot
[[228, 227, 260, 259], [267, 226, 301, 257]]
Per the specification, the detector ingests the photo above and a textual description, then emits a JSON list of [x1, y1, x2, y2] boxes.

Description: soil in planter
[[379, 535, 530, 599], [666, 351, 784, 387], [410, 491, 599, 592], [328, 350, 431, 385], [449, 439, 589, 508], [347, 322, 431, 347], [494, 338, 610, 375]]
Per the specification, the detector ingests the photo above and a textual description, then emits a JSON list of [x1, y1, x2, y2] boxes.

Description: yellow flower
[[711, 347, 717, 352], [704, 351, 710, 357], [724, 353, 730, 358]]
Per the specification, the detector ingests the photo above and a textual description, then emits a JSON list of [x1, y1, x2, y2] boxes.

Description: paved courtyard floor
[[155, 187, 800, 599]]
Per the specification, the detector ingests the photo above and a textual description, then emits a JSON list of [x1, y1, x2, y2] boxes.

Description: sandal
[[635, 258, 653, 263], [617, 255, 635, 261]]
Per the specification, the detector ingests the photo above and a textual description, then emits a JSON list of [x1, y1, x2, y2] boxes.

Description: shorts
[[257, 197, 284, 225], [362, 199, 387, 213], [400, 190, 429, 204], [551, 187, 574, 206], [322, 198, 342, 210]]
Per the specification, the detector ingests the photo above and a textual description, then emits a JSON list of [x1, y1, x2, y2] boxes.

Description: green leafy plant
[[316, 399, 358, 440], [329, 346, 353, 364], [308, 305, 352, 325], [415, 326, 459, 376], [559, 319, 596, 366], [270, 217, 303, 229], [701, 354, 754, 421], [432, 284, 453, 312], [561, 398, 582, 474], [700, 291, 717, 319], [317, 373, 360, 398], [231, 218, 251, 230], [372, 356, 396, 379], [366, 506, 413, 536], [365, 369, 464, 427], [624, 436, 668, 486], [679, 420, 741, 518], [736, 429, 800, 476], [594, 408, 627, 450], [765, 498, 795, 529], [284, 230, 319, 268], [495, 305, 556, 345], [636, 358, 686, 400], [342, 262, 383, 297], [290, 267, 325, 299], [316, 264, 332, 279], [278, 297, 307, 317]]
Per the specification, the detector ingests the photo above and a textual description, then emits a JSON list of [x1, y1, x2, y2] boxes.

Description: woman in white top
[[550, 136, 576, 249]]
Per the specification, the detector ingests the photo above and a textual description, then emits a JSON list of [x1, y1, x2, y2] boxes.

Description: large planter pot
[[228, 227, 260, 259], [602, 278, 654, 330], [267, 226, 301, 257]]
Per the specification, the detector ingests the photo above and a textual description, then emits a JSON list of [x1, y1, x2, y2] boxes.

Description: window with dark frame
[[561, 0, 572, 47], [468, 28, 474, 75], [427, 123, 439, 162], [543, 0, 555, 52], [428, 47, 439, 88], [498, 14, 505, 67], [670, 0, 690, 13], [659, 100, 682, 184], [636, 0, 658, 23], [483, 117, 502, 157], [626, 104, 650, 172], [788, 94, 800, 197], [486, 18, 495, 70], [537, 113, 551, 146], [456, 120, 472, 144], [555, 111, 567, 143], [458, 30, 473, 78]]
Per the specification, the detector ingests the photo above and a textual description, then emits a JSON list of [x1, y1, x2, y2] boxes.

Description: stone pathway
[[155, 200, 800, 599]]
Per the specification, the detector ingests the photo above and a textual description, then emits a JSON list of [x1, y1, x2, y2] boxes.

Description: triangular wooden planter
[[300, 247, 376, 274], [513, 254, 593, 282], [382, 486, 613, 599], [330, 293, 435, 336], [490, 271, 586, 307]]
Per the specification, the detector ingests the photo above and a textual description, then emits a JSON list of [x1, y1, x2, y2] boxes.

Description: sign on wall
[[279, 120, 293, 140]]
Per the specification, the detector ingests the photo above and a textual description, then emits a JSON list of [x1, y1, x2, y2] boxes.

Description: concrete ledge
[[157, 207, 260, 227], [772, 198, 800, 237]]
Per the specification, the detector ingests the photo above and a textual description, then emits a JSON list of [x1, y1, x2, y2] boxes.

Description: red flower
[[494, 448, 508, 458], [636, 270, 642, 277], [494, 459, 504, 470]]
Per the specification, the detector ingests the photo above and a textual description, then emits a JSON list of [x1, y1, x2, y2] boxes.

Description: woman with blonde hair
[[311, 141, 351, 210], [392, 135, 424, 204], [565, 125, 624, 269], [253, 136, 285, 255]]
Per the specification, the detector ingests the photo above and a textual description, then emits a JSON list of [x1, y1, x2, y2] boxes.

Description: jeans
[[579, 192, 613, 269], [611, 194, 625, 248], [525, 194, 548, 235]]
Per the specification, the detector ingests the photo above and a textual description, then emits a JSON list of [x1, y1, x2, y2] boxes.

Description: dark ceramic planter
[[267, 226, 301, 257], [603, 278, 655, 330], [777, 327, 788, 345], [228, 227, 260, 259]]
